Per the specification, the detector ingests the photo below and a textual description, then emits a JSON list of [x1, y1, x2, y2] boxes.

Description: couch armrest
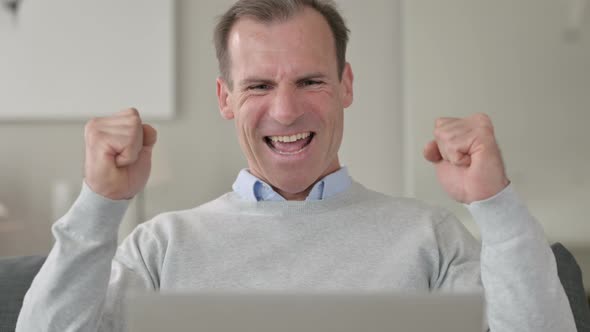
[[0, 255, 46, 331]]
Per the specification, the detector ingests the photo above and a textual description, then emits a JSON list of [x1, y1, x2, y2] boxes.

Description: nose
[[268, 86, 304, 126]]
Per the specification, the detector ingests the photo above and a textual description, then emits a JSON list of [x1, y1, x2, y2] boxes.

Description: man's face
[[217, 8, 353, 200]]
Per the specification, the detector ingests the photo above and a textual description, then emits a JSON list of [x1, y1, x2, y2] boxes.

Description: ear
[[217, 77, 234, 120], [340, 62, 354, 108]]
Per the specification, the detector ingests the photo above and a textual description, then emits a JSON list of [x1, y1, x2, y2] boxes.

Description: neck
[[276, 187, 312, 201], [274, 159, 342, 201]]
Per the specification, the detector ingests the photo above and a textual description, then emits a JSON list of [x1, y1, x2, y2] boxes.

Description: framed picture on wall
[[0, 0, 174, 120]]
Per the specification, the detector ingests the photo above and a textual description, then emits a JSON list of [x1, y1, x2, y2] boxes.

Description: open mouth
[[264, 132, 315, 155]]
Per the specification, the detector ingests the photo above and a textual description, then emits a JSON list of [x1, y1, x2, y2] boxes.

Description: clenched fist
[[423, 113, 509, 204], [84, 108, 157, 200]]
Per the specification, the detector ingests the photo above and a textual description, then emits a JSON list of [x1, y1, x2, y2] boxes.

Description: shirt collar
[[232, 167, 352, 202]]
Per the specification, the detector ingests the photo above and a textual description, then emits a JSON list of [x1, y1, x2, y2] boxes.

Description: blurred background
[[0, 0, 588, 294]]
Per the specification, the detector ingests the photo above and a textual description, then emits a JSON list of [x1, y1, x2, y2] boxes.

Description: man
[[17, 0, 575, 331]]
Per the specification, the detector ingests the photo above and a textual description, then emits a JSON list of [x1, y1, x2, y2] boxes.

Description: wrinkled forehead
[[226, 8, 338, 82]]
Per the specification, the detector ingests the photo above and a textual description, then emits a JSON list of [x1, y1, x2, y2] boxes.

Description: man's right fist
[[84, 108, 157, 200]]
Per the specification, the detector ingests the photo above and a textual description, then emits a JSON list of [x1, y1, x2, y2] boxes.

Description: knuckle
[[85, 131, 103, 147], [122, 107, 139, 116], [445, 131, 458, 141], [435, 128, 455, 142], [444, 142, 458, 154], [480, 126, 495, 138], [476, 123, 494, 135], [126, 107, 141, 119], [128, 113, 142, 127], [119, 108, 141, 125], [85, 117, 98, 130], [433, 127, 445, 139], [129, 126, 142, 140], [435, 118, 445, 128], [84, 118, 100, 140], [473, 112, 490, 124]]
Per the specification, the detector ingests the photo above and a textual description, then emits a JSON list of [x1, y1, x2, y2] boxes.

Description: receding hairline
[[227, 7, 337, 53], [214, 0, 349, 89], [226, 9, 339, 87]]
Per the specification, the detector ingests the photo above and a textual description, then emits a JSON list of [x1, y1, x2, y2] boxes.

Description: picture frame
[[0, 0, 175, 120]]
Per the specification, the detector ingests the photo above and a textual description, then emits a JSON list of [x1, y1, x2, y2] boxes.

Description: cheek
[[306, 92, 342, 125], [314, 94, 344, 148], [236, 98, 268, 141]]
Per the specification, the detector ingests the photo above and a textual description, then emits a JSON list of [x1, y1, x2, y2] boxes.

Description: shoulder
[[347, 181, 476, 245], [129, 192, 241, 240], [347, 181, 454, 225], [345, 182, 478, 256]]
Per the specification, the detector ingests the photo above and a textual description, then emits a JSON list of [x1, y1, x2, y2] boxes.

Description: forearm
[[468, 184, 576, 332], [16, 183, 128, 332]]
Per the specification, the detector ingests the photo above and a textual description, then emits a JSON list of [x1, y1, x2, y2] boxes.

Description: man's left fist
[[423, 113, 510, 204]]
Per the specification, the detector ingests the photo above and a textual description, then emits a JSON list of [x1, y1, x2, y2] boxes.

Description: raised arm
[[424, 113, 576, 331], [17, 109, 158, 331]]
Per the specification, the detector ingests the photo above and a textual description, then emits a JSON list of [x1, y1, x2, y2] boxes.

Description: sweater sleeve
[[466, 184, 576, 332], [16, 182, 158, 332]]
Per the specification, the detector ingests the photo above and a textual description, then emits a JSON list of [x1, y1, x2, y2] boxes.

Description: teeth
[[269, 132, 311, 143]]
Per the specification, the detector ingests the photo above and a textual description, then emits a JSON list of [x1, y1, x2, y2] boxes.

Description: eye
[[248, 84, 272, 91], [300, 79, 323, 87]]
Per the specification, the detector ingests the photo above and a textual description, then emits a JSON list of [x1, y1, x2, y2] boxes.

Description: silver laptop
[[126, 292, 484, 332]]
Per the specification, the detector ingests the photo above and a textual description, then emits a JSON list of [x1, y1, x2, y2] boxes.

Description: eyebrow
[[238, 72, 328, 89], [238, 78, 275, 89], [296, 72, 328, 83]]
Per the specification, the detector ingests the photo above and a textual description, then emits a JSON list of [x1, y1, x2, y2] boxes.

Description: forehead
[[226, 8, 338, 80]]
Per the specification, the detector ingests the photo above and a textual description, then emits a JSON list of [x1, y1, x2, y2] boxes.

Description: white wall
[[1, 0, 588, 293], [0, 0, 403, 254], [404, 0, 590, 290]]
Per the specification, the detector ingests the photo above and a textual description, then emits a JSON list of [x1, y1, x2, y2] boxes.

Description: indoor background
[[0, 0, 588, 294]]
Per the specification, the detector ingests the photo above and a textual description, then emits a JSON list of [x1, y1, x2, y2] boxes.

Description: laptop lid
[[126, 292, 484, 332]]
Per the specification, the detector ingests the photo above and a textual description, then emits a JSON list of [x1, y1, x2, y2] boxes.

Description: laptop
[[126, 292, 484, 332]]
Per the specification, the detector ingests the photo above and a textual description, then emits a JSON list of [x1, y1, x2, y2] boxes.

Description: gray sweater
[[17, 181, 575, 331]]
